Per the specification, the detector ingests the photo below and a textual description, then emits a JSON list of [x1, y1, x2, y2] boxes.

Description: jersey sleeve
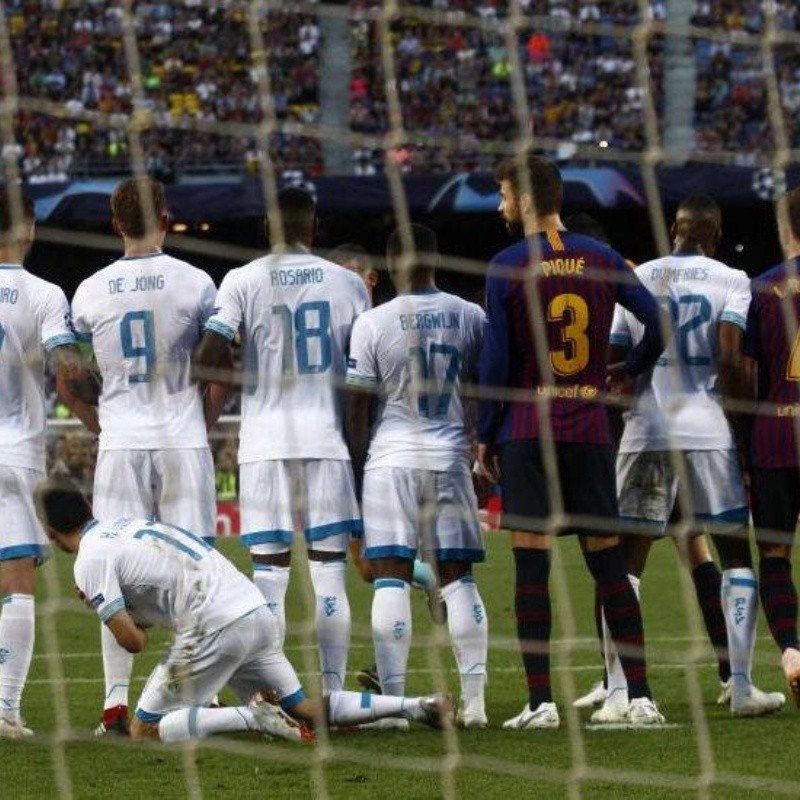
[[609, 303, 632, 348], [721, 270, 751, 331], [74, 551, 125, 623], [346, 315, 379, 389], [204, 271, 242, 342], [743, 284, 760, 358], [478, 263, 510, 443], [615, 260, 665, 376], [40, 285, 76, 351], [197, 273, 218, 331], [69, 281, 93, 343]]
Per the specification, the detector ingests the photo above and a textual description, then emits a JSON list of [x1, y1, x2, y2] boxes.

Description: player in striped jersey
[[346, 224, 488, 728], [0, 192, 96, 737], [601, 194, 783, 719], [194, 188, 369, 698], [66, 178, 220, 735], [478, 154, 666, 728], [745, 186, 800, 704]]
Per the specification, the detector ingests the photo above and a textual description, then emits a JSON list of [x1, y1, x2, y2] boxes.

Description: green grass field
[[6, 533, 800, 800]]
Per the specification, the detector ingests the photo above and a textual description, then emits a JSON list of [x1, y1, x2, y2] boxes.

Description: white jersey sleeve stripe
[[610, 331, 632, 346], [99, 596, 126, 622]]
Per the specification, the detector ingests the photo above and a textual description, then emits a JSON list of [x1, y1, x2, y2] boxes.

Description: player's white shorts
[[616, 450, 748, 534], [93, 448, 216, 541], [0, 465, 48, 563], [362, 466, 484, 563], [240, 459, 362, 555], [134, 605, 304, 724]]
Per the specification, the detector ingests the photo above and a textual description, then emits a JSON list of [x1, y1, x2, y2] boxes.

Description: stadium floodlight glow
[[199, 222, 211, 232], [171, 222, 188, 233], [599, 140, 609, 149]]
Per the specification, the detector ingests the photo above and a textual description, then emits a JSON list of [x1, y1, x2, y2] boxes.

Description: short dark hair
[[0, 190, 35, 235], [110, 177, 167, 239], [564, 213, 609, 244], [328, 242, 376, 274], [386, 223, 438, 282], [779, 187, 800, 243], [272, 187, 316, 245], [674, 193, 721, 250], [33, 477, 93, 534], [495, 152, 563, 216]]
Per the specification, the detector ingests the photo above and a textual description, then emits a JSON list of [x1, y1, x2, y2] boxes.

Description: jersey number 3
[[548, 293, 590, 376]]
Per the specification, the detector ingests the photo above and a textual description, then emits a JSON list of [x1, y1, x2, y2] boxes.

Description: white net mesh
[[0, 1, 800, 798]]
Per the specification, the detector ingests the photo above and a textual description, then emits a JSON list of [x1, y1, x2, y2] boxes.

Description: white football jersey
[[0, 264, 75, 471], [610, 253, 751, 452], [75, 517, 264, 636], [70, 253, 216, 451], [346, 289, 485, 471], [206, 251, 370, 462]]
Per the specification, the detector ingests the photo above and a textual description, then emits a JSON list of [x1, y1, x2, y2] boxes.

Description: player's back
[[75, 517, 264, 636], [219, 252, 369, 462], [489, 230, 629, 443], [0, 267, 74, 470], [614, 253, 749, 452], [746, 258, 800, 468], [71, 253, 215, 450], [349, 289, 484, 471]]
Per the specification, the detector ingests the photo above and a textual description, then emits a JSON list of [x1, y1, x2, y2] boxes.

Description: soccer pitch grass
[[5, 534, 800, 800]]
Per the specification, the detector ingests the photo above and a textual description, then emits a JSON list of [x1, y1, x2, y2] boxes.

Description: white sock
[[722, 567, 758, 689], [372, 578, 411, 696], [327, 690, 425, 725], [441, 576, 487, 712], [101, 621, 132, 710], [411, 560, 437, 591], [158, 706, 255, 742], [308, 559, 351, 694], [253, 564, 290, 648], [0, 594, 35, 721], [603, 573, 640, 697]]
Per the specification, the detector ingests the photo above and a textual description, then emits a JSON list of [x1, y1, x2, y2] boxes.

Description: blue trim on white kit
[[720, 311, 746, 330], [0, 544, 50, 563], [134, 707, 164, 724], [120, 252, 164, 261], [610, 332, 632, 346], [99, 597, 126, 622], [729, 577, 757, 588], [204, 318, 236, 341], [279, 688, 306, 712], [241, 529, 294, 547], [305, 519, 363, 542], [374, 578, 408, 590], [44, 333, 77, 351], [435, 547, 485, 564], [73, 331, 93, 343], [695, 507, 749, 524], [364, 545, 416, 561]]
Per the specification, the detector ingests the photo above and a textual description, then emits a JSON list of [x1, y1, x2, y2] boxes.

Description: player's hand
[[606, 361, 634, 400], [476, 443, 500, 483]]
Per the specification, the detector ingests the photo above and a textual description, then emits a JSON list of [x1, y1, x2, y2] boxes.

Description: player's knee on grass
[[369, 555, 413, 583], [130, 716, 160, 740], [711, 529, 753, 570]]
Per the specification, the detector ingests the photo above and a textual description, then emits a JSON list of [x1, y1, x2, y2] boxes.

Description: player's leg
[[304, 459, 359, 695], [0, 467, 43, 738], [92, 450, 154, 735], [751, 467, 800, 704], [691, 450, 784, 715], [497, 441, 558, 729], [432, 467, 488, 728], [363, 466, 419, 698], [240, 460, 293, 647]]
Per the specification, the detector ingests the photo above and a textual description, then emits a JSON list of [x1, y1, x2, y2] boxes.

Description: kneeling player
[[34, 478, 450, 742]]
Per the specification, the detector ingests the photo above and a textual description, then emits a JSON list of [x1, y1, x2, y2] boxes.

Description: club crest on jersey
[[323, 596, 337, 617], [392, 621, 406, 640]]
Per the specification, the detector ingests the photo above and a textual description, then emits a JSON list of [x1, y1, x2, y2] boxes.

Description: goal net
[[2, 1, 800, 798]]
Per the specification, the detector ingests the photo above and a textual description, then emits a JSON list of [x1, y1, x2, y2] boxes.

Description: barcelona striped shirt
[[478, 230, 663, 446]]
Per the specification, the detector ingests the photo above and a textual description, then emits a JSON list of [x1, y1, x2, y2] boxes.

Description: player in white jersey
[[592, 194, 784, 720], [67, 178, 220, 736], [33, 478, 451, 742], [0, 192, 98, 737], [346, 224, 489, 728], [194, 188, 369, 696]]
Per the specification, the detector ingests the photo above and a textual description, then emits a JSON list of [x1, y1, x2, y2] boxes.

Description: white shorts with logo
[[0, 465, 48, 563], [362, 466, 485, 563], [134, 605, 304, 724], [616, 449, 748, 535], [93, 448, 216, 541], [240, 459, 362, 555]]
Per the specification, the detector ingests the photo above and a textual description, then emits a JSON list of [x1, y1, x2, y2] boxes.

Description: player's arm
[[105, 609, 148, 654], [477, 266, 509, 481], [717, 320, 750, 443], [53, 345, 101, 434], [344, 316, 377, 493], [615, 267, 666, 377]]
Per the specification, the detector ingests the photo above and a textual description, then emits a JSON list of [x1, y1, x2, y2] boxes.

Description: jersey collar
[[81, 519, 99, 536], [120, 251, 163, 261], [0, 263, 23, 270]]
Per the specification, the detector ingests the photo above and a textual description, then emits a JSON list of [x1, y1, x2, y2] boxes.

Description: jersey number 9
[[120, 310, 156, 384]]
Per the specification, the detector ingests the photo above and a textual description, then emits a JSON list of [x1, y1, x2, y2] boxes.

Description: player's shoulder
[[490, 239, 528, 270], [11, 268, 66, 300], [752, 261, 789, 292]]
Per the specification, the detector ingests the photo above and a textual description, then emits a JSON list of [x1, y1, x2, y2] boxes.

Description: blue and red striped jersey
[[745, 257, 800, 468], [478, 230, 663, 446]]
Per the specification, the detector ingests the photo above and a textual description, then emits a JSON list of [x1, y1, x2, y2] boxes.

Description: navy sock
[[759, 557, 799, 652], [691, 561, 730, 683]]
